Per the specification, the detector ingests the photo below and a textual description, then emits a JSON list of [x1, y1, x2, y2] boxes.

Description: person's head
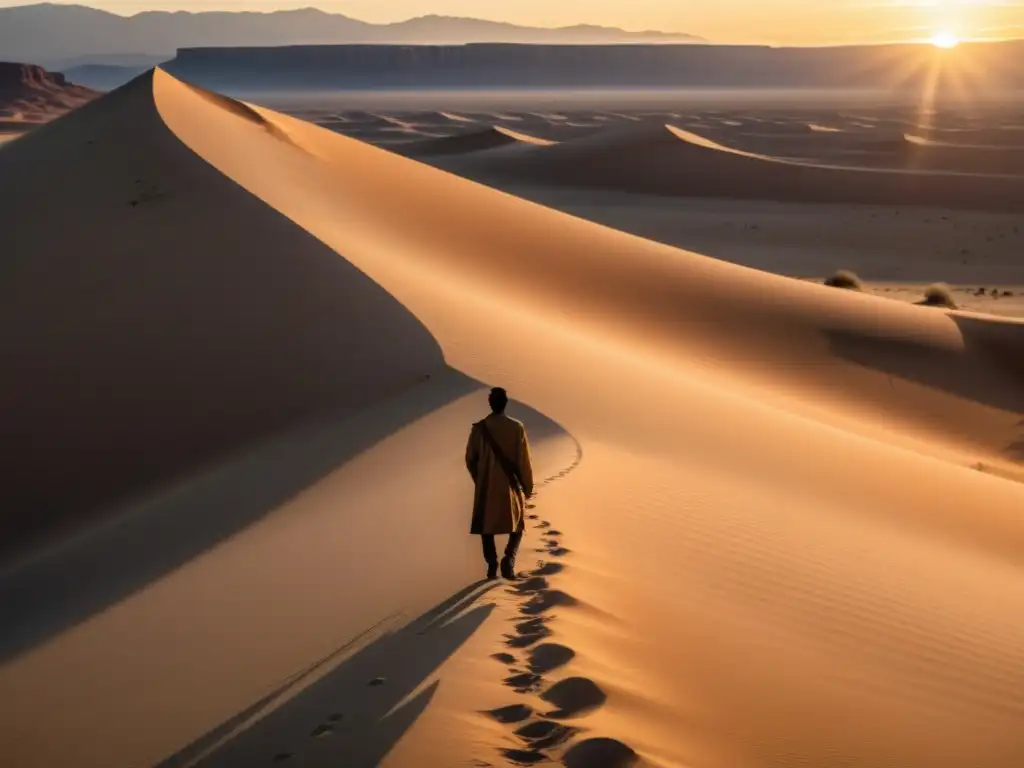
[[488, 387, 509, 414]]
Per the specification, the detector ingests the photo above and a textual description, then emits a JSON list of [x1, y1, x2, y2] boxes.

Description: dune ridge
[[2, 70, 1024, 768], [443, 121, 1024, 210], [401, 124, 555, 157]]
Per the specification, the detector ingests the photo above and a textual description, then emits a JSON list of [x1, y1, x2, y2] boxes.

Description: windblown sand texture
[[2, 71, 1024, 768]]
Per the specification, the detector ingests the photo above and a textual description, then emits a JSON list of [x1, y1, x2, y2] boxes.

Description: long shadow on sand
[[825, 316, 1024, 419], [159, 580, 498, 767], [0, 369, 566, 663]]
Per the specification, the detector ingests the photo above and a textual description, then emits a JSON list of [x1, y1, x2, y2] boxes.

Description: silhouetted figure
[[466, 387, 535, 580]]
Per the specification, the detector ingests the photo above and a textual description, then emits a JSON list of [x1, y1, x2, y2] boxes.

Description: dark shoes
[[485, 558, 519, 581], [500, 557, 519, 581]]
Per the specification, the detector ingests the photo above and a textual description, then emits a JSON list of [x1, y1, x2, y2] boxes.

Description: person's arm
[[465, 424, 480, 481], [518, 425, 535, 498]]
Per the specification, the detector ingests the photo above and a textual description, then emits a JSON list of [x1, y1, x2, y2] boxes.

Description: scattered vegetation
[[919, 283, 958, 309], [823, 270, 863, 291]]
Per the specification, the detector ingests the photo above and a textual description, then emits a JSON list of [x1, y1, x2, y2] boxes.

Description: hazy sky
[[14, 0, 1024, 44]]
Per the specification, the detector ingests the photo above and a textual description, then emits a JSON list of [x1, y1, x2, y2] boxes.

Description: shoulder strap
[[476, 421, 525, 495]]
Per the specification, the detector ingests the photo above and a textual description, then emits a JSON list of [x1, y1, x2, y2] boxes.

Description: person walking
[[466, 387, 535, 581]]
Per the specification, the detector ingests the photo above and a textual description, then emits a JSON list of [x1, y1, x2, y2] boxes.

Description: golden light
[[931, 30, 960, 49]]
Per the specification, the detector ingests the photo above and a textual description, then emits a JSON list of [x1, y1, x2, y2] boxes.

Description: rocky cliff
[[0, 62, 99, 123]]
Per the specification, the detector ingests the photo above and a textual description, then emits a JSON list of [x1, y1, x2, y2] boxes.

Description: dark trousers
[[482, 531, 523, 565]]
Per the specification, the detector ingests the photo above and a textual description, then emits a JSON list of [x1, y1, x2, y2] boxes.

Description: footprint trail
[[484, 443, 641, 766]]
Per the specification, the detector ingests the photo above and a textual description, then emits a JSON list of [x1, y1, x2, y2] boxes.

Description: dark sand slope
[[446, 122, 1024, 212], [0, 72, 441, 558], [0, 70, 576, 768]]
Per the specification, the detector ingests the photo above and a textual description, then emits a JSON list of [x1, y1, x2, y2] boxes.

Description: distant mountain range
[[0, 3, 704, 68]]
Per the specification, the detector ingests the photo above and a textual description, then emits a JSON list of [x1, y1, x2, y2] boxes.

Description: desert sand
[[2, 70, 1024, 768]]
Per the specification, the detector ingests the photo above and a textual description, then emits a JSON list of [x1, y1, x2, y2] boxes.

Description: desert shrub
[[920, 283, 958, 309], [823, 270, 863, 291]]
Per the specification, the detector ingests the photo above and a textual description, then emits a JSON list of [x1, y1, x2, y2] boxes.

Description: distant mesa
[[156, 39, 1024, 92], [0, 61, 98, 126]]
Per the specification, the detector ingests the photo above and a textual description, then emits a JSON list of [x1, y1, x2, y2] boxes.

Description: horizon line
[[5, 2, 1024, 49]]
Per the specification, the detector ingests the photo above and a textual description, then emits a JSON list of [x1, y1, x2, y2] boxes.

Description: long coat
[[466, 413, 535, 535]]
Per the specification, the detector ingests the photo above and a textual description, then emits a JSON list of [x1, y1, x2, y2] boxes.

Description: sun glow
[[931, 30, 960, 49]]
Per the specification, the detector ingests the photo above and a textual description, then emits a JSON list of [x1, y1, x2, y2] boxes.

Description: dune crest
[[401, 124, 555, 157], [445, 120, 1024, 210]]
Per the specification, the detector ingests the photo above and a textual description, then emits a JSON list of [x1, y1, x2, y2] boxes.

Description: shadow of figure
[[0, 370, 570, 664], [160, 581, 498, 768]]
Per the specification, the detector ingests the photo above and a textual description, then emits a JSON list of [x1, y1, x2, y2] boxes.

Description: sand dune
[[437, 111, 476, 124], [400, 125, 555, 157], [3, 70, 1024, 768], [445, 121, 1024, 211], [710, 129, 1024, 174]]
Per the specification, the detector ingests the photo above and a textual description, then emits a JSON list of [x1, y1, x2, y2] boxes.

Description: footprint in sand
[[563, 738, 640, 768], [511, 576, 549, 594], [515, 720, 578, 751], [504, 671, 544, 694], [521, 591, 578, 616], [311, 714, 343, 738], [528, 514, 539, 520], [547, 547, 571, 558], [546, 530, 563, 536], [492, 652, 517, 665], [541, 677, 607, 719], [533, 562, 565, 576], [501, 748, 547, 765], [506, 622, 553, 649], [486, 704, 534, 724], [528, 643, 576, 674], [516, 616, 549, 632]]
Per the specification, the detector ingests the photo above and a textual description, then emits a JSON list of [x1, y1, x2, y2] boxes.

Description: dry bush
[[823, 270, 863, 291], [920, 283, 958, 309]]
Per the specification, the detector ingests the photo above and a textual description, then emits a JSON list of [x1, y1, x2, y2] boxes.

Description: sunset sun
[[931, 30, 960, 49]]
